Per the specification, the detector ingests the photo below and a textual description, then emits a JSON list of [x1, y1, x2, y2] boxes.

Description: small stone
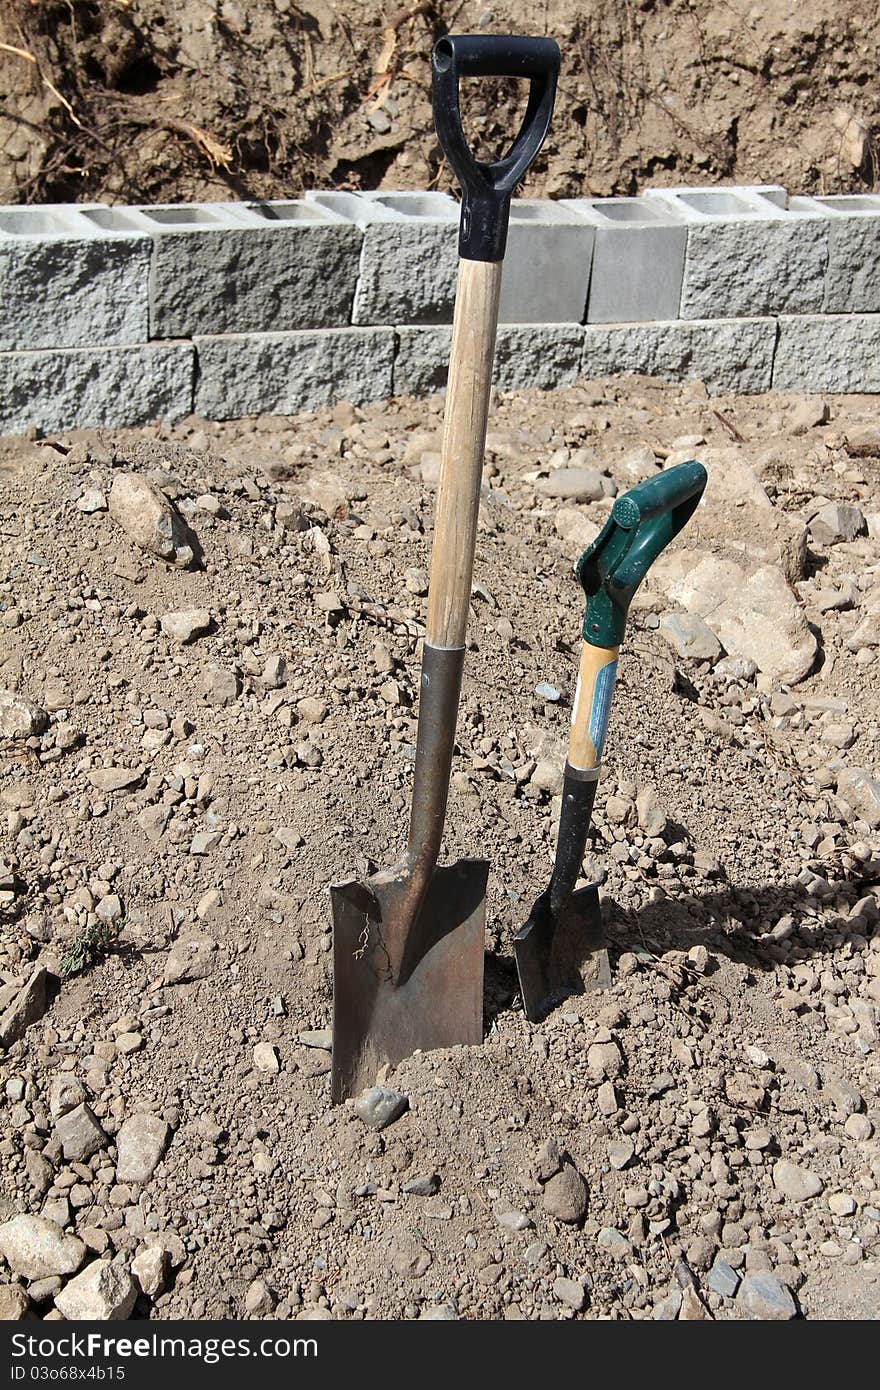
[[163, 936, 216, 984], [253, 1042, 280, 1074], [822, 1074, 863, 1116], [554, 508, 600, 551], [836, 768, 880, 829], [115, 1114, 172, 1184], [137, 804, 169, 843], [828, 1193, 856, 1218], [160, 609, 211, 644], [707, 1259, 740, 1297], [245, 1278, 275, 1317], [597, 1227, 631, 1260], [530, 758, 564, 795], [273, 827, 303, 851], [659, 612, 723, 662], [653, 1289, 682, 1320], [389, 1228, 431, 1278], [635, 787, 666, 837], [543, 1163, 588, 1223], [24, 1151, 52, 1197], [95, 894, 123, 925], [596, 1081, 618, 1116], [202, 666, 239, 706], [196, 888, 222, 921], [404, 567, 428, 596], [536, 467, 606, 501], [534, 1137, 561, 1181], [275, 501, 307, 532], [76, 487, 107, 513], [495, 1205, 533, 1233], [790, 397, 829, 434], [404, 1174, 440, 1197], [772, 1159, 823, 1202], [0, 1216, 85, 1280], [678, 1284, 711, 1320], [624, 1186, 650, 1208], [189, 830, 221, 855], [109, 473, 198, 567], [54, 1259, 137, 1321], [844, 1114, 873, 1141], [262, 653, 287, 688], [114, 1031, 142, 1056], [354, 1086, 408, 1130], [552, 1276, 586, 1311], [586, 1039, 623, 1080], [0, 967, 49, 1047], [131, 1245, 168, 1298], [735, 1271, 797, 1320], [535, 682, 561, 702], [88, 766, 142, 793], [55, 1104, 108, 1162], [607, 1137, 635, 1170], [296, 696, 328, 724], [810, 502, 865, 545], [0, 1283, 29, 1319], [687, 944, 711, 974], [0, 690, 48, 741]]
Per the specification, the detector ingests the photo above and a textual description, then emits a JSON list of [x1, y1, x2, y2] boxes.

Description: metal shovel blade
[[514, 878, 611, 1023], [331, 857, 488, 1102]]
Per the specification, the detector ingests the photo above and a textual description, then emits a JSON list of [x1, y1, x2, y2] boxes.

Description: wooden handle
[[426, 258, 503, 649], [569, 641, 620, 772]]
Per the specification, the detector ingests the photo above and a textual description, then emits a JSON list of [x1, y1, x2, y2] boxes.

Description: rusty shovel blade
[[514, 878, 610, 1024], [331, 857, 488, 1102]]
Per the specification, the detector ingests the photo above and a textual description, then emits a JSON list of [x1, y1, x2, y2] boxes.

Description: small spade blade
[[514, 878, 610, 1023]]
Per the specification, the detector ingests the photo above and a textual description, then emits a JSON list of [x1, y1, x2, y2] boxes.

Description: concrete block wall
[[1, 185, 879, 433]]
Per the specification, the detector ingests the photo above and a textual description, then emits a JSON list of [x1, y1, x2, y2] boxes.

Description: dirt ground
[[1, 0, 878, 207], [0, 372, 878, 1320]]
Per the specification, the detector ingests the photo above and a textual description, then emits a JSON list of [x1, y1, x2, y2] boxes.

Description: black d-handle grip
[[432, 34, 560, 262]]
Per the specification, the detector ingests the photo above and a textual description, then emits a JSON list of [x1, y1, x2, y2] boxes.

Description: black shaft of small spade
[[548, 765, 600, 922]]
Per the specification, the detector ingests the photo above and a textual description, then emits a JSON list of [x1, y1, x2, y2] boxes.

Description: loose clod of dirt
[[1, 0, 878, 207], [0, 374, 879, 1321]]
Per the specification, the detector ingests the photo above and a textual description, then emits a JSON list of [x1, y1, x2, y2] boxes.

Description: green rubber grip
[[576, 460, 708, 647]]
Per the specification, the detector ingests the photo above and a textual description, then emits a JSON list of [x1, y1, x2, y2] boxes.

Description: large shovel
[[331, 34, 561, 1101], [515, 460, 708, 1022]]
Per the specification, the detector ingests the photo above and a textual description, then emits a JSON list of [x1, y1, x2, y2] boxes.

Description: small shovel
[[331, 34, 561, 1101], [515, 460, 708, 1022]]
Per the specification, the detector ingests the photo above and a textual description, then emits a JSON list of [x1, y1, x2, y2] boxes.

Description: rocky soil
[[0, 373, 879, 1321], [2, 0, 878, 207]]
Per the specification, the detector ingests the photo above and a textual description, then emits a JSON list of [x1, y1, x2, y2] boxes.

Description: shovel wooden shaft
[[426, 258, 503, 650]]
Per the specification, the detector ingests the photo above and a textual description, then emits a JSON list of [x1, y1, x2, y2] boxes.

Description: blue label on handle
[[588, 658, 618, 761]]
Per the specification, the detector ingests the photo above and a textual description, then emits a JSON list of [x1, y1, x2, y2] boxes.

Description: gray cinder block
[[644, 187, 828, 319], [0, 205, 150, 352], [791, 194, 880, 314], [393, 324, 583, 397], [193, 327, 396, 418], [581, 317, 778, 395], [0, 341, 194, 435], [773, 315, 880, 393], [109, 200, 363, 338], [501, 201, 594, 323], [646, 183, 789, 209], [561, 198, 687, 324], [318, 191, 460, 327]]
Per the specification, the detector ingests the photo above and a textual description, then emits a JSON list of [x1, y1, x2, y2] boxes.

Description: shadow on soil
[[484, 872, 878, 1028]]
